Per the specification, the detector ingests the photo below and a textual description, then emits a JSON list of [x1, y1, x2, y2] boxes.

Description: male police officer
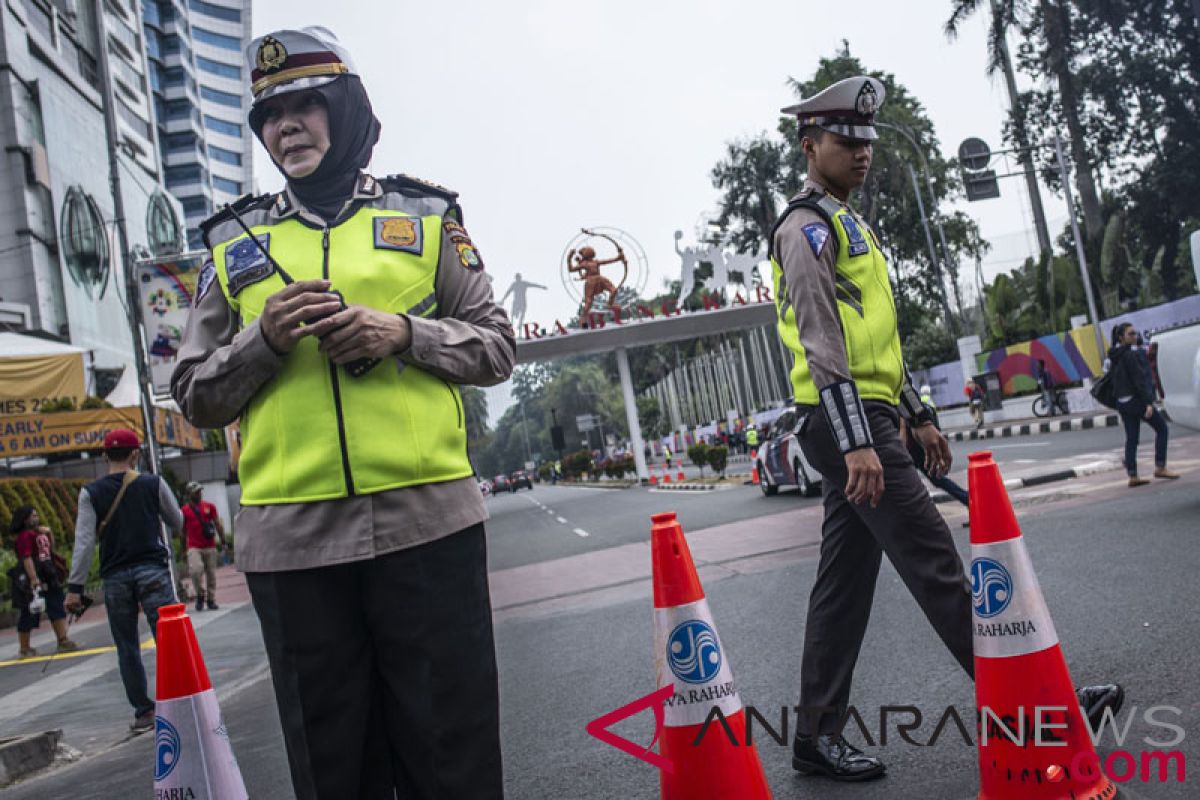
[[771, 76, 1122, 782], [172, 28, 514, 798]]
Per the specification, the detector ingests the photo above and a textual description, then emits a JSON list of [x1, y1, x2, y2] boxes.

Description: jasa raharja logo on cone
[[970, 557, 1013, 618], [667, 620, 722, 683], [155, 717, 182, 782]]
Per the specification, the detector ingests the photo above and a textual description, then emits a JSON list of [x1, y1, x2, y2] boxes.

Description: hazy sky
[[249, 1, 1071, 417]]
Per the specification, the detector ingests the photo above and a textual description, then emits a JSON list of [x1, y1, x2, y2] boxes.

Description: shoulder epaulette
[[379, 174, 459, 202], [198, 192, 274, 240]]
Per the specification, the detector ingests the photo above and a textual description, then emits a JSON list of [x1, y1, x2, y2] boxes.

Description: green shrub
[[562, 449, 592, 479], [707, 445, 729, 478], [687, 443, 710, 478]]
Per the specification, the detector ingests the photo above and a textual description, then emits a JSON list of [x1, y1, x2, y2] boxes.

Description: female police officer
[[172, 27, 513, 799]]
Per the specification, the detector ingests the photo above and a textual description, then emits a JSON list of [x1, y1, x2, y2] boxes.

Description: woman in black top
[[1107, 322, 1179, 486]]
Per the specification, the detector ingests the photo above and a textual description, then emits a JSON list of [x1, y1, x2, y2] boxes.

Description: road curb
[[929, 458, 1122, 503], [0, 730, 61, 787], [946, 412, 1118, 442]]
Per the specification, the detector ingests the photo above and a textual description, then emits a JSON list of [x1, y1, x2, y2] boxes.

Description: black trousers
[[247, 524, 503, 799], [796, 403, 974, 736]]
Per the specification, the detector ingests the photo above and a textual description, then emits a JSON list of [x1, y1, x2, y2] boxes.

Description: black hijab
[[249, 75, 382, 223]]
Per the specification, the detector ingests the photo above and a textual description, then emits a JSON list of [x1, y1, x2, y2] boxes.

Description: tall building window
[[193, 26, 241, 51], [208, 144, 242, 166], [204, 115, 242, 137], [213, 177, 242, 195], [196, 55, 241, 79], [188, 0, 241, 22], [60, 187, 111, 300], [200, 85, 243, 108]]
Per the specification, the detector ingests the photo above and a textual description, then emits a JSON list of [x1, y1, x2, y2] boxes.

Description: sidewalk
[[942, 409, 1117, 441], [0, 563, 249, 661]]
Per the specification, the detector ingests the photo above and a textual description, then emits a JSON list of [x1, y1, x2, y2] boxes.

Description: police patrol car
[[754, 408, 822, 497]]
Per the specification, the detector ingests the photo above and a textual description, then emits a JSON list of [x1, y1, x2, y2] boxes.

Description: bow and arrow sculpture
[[566, 228, 628, 322]]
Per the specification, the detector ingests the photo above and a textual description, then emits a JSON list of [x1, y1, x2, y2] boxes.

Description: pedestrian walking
[[1035, 359, 1059, 416], [1107, 322, 1179, 487], [770, 75, 1122, 782], [9, 507, 78, 658], [171, 27, 513, 799], [180, 482, 226, 611], [65, 429, 182, 733]]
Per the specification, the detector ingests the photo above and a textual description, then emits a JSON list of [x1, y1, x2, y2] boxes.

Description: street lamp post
[[1053, 132, 1106, 361], [876, 121, 958, 333]]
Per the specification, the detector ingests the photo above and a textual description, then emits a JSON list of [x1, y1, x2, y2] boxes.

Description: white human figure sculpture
[[675, 230, 703, 305], [500, 272, 547, 328]]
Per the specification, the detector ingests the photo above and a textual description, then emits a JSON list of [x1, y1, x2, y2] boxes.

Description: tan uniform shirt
[[171, 175, 515, 572]]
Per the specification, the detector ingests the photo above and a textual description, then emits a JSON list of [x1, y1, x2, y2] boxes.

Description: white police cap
[[247, 27, 359, 102], [781, 76, 886, 141]]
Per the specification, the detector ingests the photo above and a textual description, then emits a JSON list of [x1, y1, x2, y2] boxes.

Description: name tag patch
[[839, 215, 870, 257], [224, 234, 273, 296], [374, 216, 423, 255]]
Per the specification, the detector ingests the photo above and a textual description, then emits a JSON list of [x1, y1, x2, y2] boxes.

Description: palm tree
[[944, 0, 1052, 258], [710, 136, 786, 255]]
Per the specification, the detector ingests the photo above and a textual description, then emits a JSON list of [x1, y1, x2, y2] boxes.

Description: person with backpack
[[64, 429, 183, 733], [180, 481, 226, 611], [9, 506, 79, 658], [1107, 322, 1180, 487]]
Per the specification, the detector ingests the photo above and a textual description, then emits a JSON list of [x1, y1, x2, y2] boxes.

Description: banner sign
[[0, 353, 86, 416], [135, 253, 208, 396], [0, 406, 203, 458]]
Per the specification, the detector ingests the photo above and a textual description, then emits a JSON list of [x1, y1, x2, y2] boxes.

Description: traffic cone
[[662, 467, 672, 484], [651, 512, 771, 799], [968, 452, 1115, 800], [649, 468, 659, 486], [677, 468, 686, 483], [154, 603, 248, 799], [750, 461, 760, 485]]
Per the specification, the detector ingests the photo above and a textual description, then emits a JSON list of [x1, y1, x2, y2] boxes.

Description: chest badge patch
[[374, 216, 423, 255], [443, 220, 485, 272], [224, 234, 273, 296], [839, 215, 870, 258]]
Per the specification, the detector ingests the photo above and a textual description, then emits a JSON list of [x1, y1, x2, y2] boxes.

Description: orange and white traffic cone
[[652, 512, 771, 799], [750, 461, 760, 485], [968, 452, 1115, 800], [649, 468, 659, 486], [677, 468, 686, 483], [662, 467, 672, 484], [154, 603, 248, 799]]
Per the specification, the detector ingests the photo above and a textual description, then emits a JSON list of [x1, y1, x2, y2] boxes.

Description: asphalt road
[[4, 426, 1197, 798]]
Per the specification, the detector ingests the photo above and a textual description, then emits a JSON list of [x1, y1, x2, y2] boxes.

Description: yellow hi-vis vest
[[770, 192, 906, 406], [208, 203, 472, 505]]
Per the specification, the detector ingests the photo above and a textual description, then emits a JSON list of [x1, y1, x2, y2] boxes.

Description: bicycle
[[1032, 389, 1070, 417]]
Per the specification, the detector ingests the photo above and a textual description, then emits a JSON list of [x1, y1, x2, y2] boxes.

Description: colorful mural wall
[[976, 326, 1105, 395]]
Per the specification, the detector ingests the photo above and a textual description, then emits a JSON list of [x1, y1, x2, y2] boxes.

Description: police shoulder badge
[[195, 260, 216, 302], [801, 223, 831, 258], [373, 216, 423, 255], [256, 37, 288, 74], [855, 80, 879, 116], [443, 220, 484, 272], [224, 234, 273, 296]]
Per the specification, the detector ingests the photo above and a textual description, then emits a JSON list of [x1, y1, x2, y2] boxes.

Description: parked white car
[[1154, 232, 1200, 431], [754, 408, 822, 497]]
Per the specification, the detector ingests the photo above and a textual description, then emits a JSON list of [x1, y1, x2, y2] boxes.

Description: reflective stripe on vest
[[211, 206, 472, 505], [771, 198, 906, 406]]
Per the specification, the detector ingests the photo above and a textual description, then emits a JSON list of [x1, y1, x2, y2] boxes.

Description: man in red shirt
[[180, 482, 225, 611]]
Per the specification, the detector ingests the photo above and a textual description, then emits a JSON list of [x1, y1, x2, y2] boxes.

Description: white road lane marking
[[573, 528, 590, 537]]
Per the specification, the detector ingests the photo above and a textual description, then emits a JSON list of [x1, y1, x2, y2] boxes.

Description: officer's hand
[[65, 592, 82, 614], [260, 280, 342, 354], [309, 306, 412, 364], [913, 422, 952, 479], [843, 448, 884, 507], [1144, 404, 1154, 420]]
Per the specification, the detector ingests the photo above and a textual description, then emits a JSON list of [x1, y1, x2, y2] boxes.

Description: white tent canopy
[[0, 332, 87, 357]]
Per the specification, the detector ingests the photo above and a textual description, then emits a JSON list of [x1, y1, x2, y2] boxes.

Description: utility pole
[[93, 0, 159, 474], [1053, 133, 1105, 361]]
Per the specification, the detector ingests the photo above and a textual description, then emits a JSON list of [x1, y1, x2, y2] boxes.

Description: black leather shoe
[[792, 734, 886, 781], [1077, 683, 1124, 731]]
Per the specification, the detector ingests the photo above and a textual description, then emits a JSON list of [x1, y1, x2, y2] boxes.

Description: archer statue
[[567, 228, 627, 322]]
